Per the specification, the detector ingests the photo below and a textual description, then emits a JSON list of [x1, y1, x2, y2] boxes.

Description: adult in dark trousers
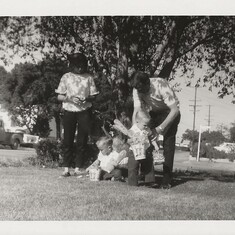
[[56, 53, 99, 177], [130, 71, 181, 189]]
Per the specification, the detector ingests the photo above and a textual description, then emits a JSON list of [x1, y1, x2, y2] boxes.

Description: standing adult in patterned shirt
[[56, 53, 99, 177], [131, 71, 181, 189]]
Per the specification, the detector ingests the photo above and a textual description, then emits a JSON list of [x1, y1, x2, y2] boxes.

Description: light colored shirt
[[98, 150, 119, 173], [133, 77, 179, 112], [55, 72, 99, 112]]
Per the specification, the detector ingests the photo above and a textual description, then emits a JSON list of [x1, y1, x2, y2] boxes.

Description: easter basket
[[153, 150, 165, 165], [131, 143, 148, 160], [89, 168, 101, 181]]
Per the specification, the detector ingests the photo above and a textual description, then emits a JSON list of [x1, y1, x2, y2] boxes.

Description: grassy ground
[[0, 166, 234, 220]]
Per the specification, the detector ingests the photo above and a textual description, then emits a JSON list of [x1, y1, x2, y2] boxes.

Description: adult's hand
[[72, 96, 85, 104], [149, 128, 159, 140]]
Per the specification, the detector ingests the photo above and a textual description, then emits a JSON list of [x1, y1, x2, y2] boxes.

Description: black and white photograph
[[0, 0, 234, 234]]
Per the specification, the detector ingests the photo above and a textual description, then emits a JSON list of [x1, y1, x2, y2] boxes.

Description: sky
[[175, 81, 235, 141]]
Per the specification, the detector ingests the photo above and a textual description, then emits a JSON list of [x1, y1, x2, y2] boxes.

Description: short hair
[[112, 136, 125, 148], [67, 52, 88, 70], [130, 71, 150, 89], [135, 110, 151, 124], [112, 136, 127, 153], [96, 136, 113, 149]]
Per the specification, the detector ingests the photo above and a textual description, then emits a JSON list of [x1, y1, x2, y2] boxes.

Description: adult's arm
[[132, 88, 142, 124], [57, 94, 68, 102], [85, 94, 98, 102], [57, 94, 80, 104], [154, 102, 180, 135]]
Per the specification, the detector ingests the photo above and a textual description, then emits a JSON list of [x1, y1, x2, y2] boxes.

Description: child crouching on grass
[[111, 136, 130, 179], [86, 136, 127, 181]]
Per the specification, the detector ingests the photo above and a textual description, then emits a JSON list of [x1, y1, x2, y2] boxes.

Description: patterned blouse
[[133, 77, 180, 112], [55, 72, 99, 112]]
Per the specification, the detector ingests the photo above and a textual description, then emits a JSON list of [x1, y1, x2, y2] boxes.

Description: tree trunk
[[151, 17, 190, 80], [116, 42, 129, 104], [158, 57, 177, 79], [150, 20, 177, 77]]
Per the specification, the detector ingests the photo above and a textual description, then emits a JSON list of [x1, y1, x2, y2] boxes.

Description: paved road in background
[[0, 147, 36, 161], [155, 150, 235, 174]]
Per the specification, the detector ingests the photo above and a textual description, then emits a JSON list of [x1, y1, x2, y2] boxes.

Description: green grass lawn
[[0, 167, 234, 220]]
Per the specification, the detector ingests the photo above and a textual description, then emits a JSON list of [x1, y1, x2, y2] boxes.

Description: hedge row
[[34, 138, 99, 168], [191, 143, 235, 162]]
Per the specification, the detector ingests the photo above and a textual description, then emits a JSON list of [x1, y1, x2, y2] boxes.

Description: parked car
[[0, 119, 39, 149], [176, 140, 190, 151], [214, 142, 235, 154]]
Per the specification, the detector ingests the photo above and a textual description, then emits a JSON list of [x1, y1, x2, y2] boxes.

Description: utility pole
[[189, 86, 201, 145], [205, 105, 213, 132]]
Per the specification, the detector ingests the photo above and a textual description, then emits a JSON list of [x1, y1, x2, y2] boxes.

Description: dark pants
[[62, 109, 92, 168], [128, 147, 155, 186], [100, 168, 123, 181], [150, 111, 181, 184]]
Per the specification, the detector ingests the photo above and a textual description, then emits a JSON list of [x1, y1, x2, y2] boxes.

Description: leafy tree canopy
[[182, 128, 227, 146], [0, 16, 234, 102]]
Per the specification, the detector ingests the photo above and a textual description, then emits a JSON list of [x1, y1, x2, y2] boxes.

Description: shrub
[[35, 138, 99, 168], [191, 143, 235, 162], [35, 138, 63, 168]]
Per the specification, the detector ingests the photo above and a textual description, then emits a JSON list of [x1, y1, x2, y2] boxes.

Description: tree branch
[[178, 28, 233, 58], [150, 20, 177, 76]]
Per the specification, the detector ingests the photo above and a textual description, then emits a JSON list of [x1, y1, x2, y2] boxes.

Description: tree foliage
[[0, 63, 42, 133], [182, 128, 226, 146], [182, 129, 199, 142], [0, 57, 68, 136], [201, 131, 226, 146], [1, 16, 234, 100]]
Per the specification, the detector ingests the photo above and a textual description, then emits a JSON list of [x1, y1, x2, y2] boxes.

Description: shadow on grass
[[137, 170, 234, 188], [154, 170, 235, 188]]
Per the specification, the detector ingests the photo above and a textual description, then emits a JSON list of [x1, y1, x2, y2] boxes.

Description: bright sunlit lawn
[[0, 166, 234, 220]]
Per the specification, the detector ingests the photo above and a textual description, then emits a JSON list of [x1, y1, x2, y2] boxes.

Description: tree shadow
[[156, 170, 235, 188]]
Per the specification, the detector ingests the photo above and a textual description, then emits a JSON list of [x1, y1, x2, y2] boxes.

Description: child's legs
[[102, 169, 122, 181], [75, 109, 92, 168], [128, 151, 139, 186], [120, 167, 128, 178], [140, 147, 155, 183], [63, 111, 77, 168]]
